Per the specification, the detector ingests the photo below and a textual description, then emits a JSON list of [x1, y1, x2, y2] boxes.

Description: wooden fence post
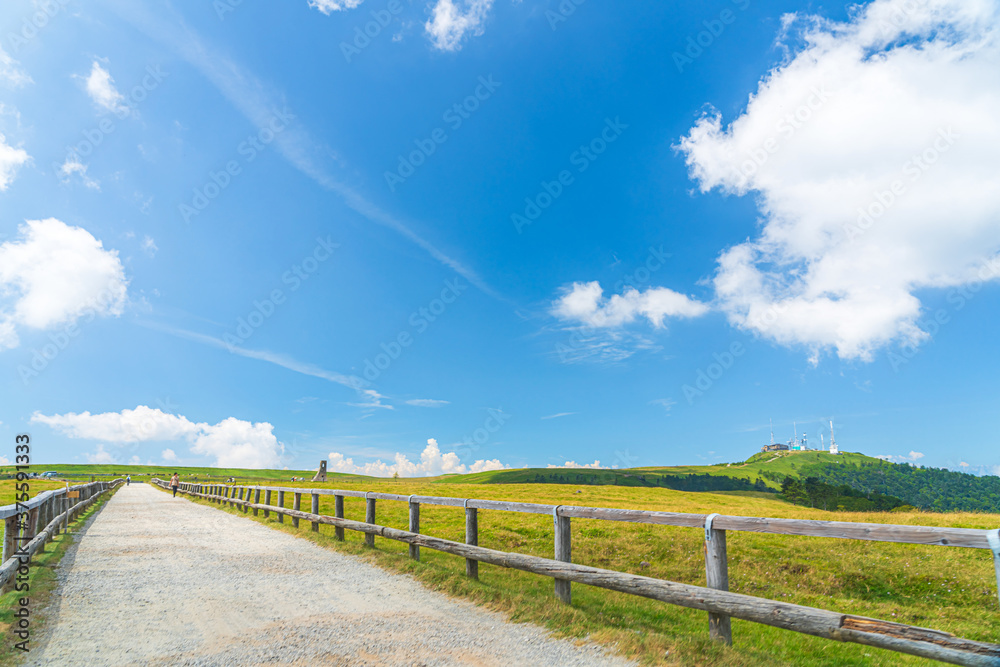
[[277, 491, 285, 523], [2, 516, 17, 563], [988, 529, 1000, 609], [409, 497, 420, 561], [311, 494, 319, 532], [264, 490, 271, 518], [334, 494, 344, 541], [293, 493, 301, 528], [253, 488, 261, 516], [554, 506, 571, 603], [704, 513, 732, 645], [365, 493, 376, 547], [465, 502, 478, 580]]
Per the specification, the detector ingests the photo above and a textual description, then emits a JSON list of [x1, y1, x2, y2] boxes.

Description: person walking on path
[[126, 475, 131, 486], [170, 473, 179, 497]]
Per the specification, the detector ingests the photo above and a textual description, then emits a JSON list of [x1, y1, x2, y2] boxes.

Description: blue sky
[[2, 0, 999, 475]]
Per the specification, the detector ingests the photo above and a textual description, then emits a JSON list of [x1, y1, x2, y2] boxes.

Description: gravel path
[[26, 484, 635, 666]]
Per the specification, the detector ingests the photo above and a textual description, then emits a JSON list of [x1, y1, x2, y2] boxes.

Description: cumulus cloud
[[191, 418, 284, 469], [0, 219, 128, 349], [141, 235, 158, 257], [85, 444, 115, 464], [679, 0, 1000, 363], [425, 0, 493, 51], [308, 0, 364, 13], [547, 460, 606, 469], [552, 281, 709, 328], [59, 155, 100, 190], [328, 438, 507, 477], [0, 132, 30, 191], [876, 450, 925, 464], [161, 449, 179, 462], [84, 60, 129, 116], [31, 405, 284, 468], [0, 44, 31, 87]]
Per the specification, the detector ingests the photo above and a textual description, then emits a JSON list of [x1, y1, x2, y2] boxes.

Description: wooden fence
[[154, 479, 1000, 666], [0, 479, 123, 589]]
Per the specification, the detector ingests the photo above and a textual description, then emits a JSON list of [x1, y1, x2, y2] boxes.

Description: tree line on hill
[[779, 476, 907, 512], [514, 470, 774, 493], [809, 459, 1000, 513]]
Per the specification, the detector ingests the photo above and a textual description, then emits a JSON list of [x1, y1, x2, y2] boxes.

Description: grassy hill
[[433, 450, 873, 490]]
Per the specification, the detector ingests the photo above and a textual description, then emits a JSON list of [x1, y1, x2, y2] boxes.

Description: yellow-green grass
[[0, 486, 119, 665], [0, 480, 69, 507], [156, 479, 999, 666]]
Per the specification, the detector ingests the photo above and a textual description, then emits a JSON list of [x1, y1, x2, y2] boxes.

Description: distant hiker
[[126, 475, 131, 486], [170, 473, 179, 497]]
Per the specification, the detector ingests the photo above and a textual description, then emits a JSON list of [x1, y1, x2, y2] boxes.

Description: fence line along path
[[0, 479, 122, 589], [159, 479, 1000, 667], [25, 483, 633, 667]]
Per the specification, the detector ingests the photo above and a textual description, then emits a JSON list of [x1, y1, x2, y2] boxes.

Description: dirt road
[[25, 483, 634, 666]]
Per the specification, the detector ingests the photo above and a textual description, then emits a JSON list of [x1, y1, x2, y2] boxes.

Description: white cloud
[[552, 281, 709, 328], [0, 456, 9, 465], [161, 448, 178, 462], [650, 398, 676, 413], [59, 155, 101, 190], [547, 460, 606, 469], [308, 0, 364, 13], [876, 450, 925, 464], [328, 438, 508, 477], [191, 418, 283, 468], [0, 219, 128, 349], [128, 455, 141, 465], [85, 444, 115, 464], [32, 406, 199, 442], [84, 60, 129, 116], [405, 398, 450, 407], [141, 235, 158, 257], [425, 0, 493, 51], [679, 0, 1000, 363], [32, 405, 284, 469], [0, 132, 30, 191], [540, 412, 576, 420], [0, 44, 31, 87]]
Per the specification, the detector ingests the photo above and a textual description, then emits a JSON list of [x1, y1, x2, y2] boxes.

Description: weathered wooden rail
[[154, 479, 1000, 666], [0, 479, 123, 589]]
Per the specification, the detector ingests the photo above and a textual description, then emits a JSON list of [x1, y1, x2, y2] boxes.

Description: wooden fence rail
[[0, 479, 123, 589], [156, 479, 1000, 666]]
